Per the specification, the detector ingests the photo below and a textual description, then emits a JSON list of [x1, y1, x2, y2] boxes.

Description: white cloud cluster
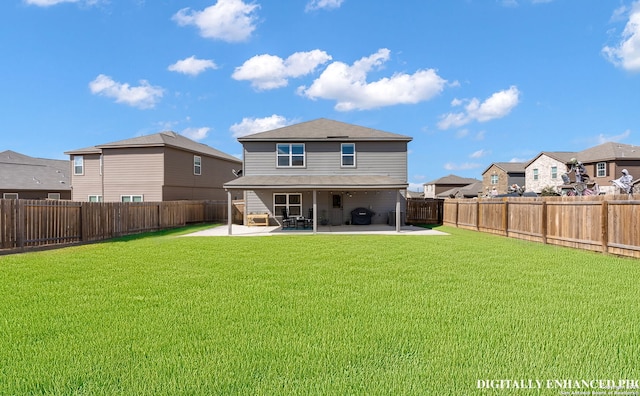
[[173, 0, 259, 43], [470, 149, 490, 159], [181, 127, 211, 141], [603, 1, 640, 72], [89, 74, 164, 109], [232, 50, 332, 90], [230, 115, 294, 137], [443, 162, 482, 171], [596, 129, 632, 144], [305, 0, 344, 12], [168, 56, 218, 76], [437, 86, 521, 130], [298, 48, 447, 111]]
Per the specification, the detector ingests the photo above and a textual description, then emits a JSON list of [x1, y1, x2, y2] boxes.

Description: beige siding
[[163, 147, 241, 201], [102, 148, 164, 202], [69, 154, 103, 201]]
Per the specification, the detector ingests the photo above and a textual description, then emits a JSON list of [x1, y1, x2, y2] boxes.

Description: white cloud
[[437, 86, 521, 130], [408, 182, 424, 192], [181, 127, 211, 141], [24, 0, 100, 6], [232, 50, 332, 90], [603, 1, 640, 72], [596, 129, 632, 144], [168, 56, 218, 76], [305, 0, 344, 12], [299, 48, 447, 111], [470, 149, 490, 158], [89, 74, 164, 109], [230, 115, 295, 137], [173, 0, 259, 43]]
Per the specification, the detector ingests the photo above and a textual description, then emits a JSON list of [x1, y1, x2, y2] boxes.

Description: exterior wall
[[163, 147, 240, 201], [525, 155, 567, 193], [0, 190, 71, 200], [589, 161, 640, 195], [246, 189, 406, 226], [482, 165, 509, 195], [243, 141, 408, 181], [69, 153, 103, 201], [102, 148, 164, 202]]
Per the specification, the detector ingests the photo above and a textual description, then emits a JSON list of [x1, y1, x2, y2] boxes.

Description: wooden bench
[[247, 213, 269, 227]]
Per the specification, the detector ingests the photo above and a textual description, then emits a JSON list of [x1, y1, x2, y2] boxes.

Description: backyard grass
[[1, 225, 639, 395]]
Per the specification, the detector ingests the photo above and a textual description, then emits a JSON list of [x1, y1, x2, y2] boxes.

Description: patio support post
[[313, 189, 317, 234], [396, 189, 401, 233], [227, 190, 232, 235]]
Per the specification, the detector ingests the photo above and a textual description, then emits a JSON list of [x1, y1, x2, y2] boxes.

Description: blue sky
[[2, 0, 640, 191]]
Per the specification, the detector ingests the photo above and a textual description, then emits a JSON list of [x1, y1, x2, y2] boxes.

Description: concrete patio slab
[[182, 224, 449, 237]]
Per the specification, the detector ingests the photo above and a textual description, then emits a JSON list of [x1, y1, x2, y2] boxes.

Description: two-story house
[[524, 151, 576, 194], [65, 131, 241, 202], [481, 162, 526, 195], [573, 142, 640, 194], [223, 118, 412, 233], [0, 150, 71, 200]]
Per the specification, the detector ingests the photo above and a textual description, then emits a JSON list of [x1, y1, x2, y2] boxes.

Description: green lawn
[[1, 225, 639, 395]]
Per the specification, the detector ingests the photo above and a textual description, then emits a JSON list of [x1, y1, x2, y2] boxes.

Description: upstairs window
[[277, 143, 305, 167], [74, 155, 84, 175], [47, 193, 61, 200], [341, 143, 356, 167], [597, 162, 606, 177], [533, 168, 539, 180], [551, 166, 558, 179], [194, 155, 202, 175], [490, 174, 498, 185], [121, 195, 143, 202]]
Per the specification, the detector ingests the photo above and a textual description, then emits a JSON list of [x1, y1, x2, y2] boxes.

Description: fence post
[[476, 201, 480, 231], [16, 200, 25, 249], [502, 200, 509, 236], [601, 200, 608, 254], [541, 201, 547, 244]]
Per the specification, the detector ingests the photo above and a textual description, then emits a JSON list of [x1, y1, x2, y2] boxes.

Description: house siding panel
[[102, 148, 163, 202], [243, 141, 407, 181], [526, 155, 566, 193], [70, 154, 103, 201]]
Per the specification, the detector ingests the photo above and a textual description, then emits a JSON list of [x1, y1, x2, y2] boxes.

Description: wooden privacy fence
[[443, 196, 640, 258], [406, 198, 444, 224], [0, 199, 229, 253]]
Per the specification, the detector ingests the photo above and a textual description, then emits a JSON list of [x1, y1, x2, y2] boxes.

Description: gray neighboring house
[[423, 175, 481, 199], [524, 151, 576, 193], [437, 181, 483, 199], [0, 150, 71, 200], [65, 132, 242, 202], [223, 118, 412, 232]]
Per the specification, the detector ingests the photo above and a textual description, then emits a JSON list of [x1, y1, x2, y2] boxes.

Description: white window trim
[[597, 162, 606, 177], [551, 166, 558, 179], [276, 143, 305, 168], [3, 193, 18, 199], [121, 195, 144, 203], [341, 143, 356, 168], [47, 193, 61, 200], [533, 168, 539, 180], [74, 155, 84, 176], [88, 195, 103, 202], [194, 155, 202, 176], [490, 175, 498, 185]]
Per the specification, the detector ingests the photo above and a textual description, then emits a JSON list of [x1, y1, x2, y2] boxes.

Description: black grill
[[350, 207, 375, 225]]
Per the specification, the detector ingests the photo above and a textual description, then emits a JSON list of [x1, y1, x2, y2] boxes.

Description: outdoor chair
[[281, 208, 294, 229], [305, 208, 314, 228]]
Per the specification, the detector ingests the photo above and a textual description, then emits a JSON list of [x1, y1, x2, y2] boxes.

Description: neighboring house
[[223, 118, 412, 231], [0, 150, 71, 200], [423, 175, 480, 199], [406, 190, 424, 199], [573, 142, 640, 194], [65, 131, 241, 202], [482, 162, 526, 195], [524, 151, 576, 194], [437, 181, 483, 199]]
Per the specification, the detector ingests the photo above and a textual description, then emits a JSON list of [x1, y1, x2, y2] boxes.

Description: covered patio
[[183, 224, 449, 237], [223, 175, 409, 236]]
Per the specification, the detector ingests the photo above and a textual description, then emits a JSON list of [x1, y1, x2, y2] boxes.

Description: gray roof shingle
[[238, 118, 412, 142], [0, 150, 71, 190]]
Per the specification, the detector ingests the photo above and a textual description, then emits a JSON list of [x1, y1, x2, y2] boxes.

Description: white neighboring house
[[525, 152, 576, 194]]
